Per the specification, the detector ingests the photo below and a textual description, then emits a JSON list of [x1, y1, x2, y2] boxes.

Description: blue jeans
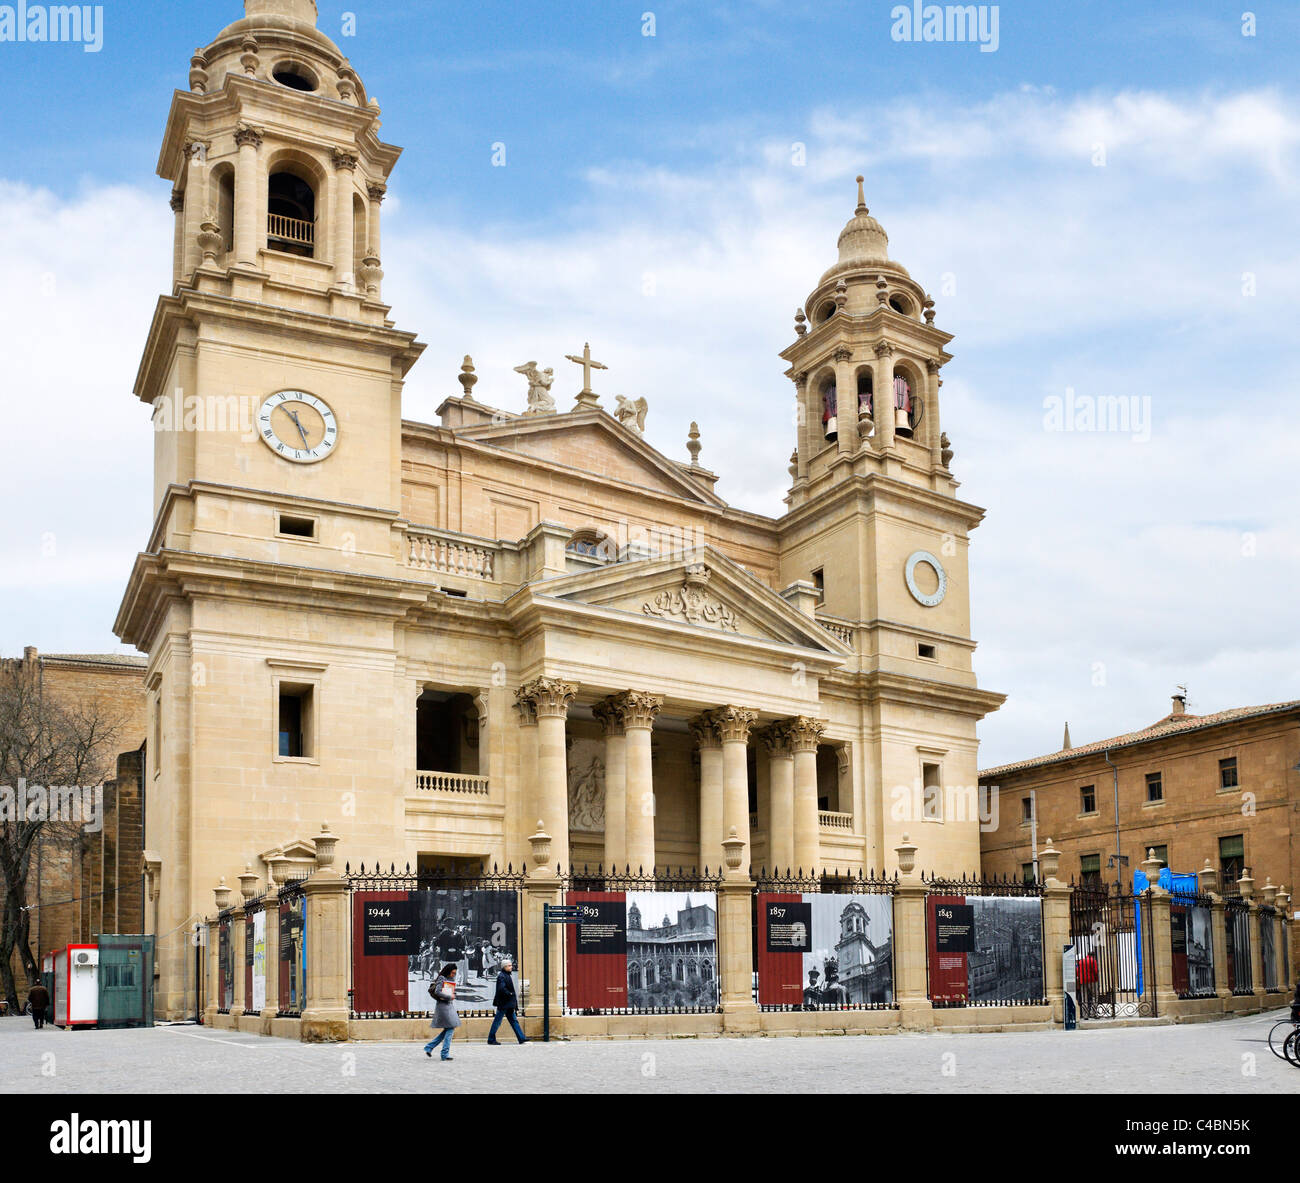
[[488, 1009, 526, 1043], [424, 1028, 455, 1059]]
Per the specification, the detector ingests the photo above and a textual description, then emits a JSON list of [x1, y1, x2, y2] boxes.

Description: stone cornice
[[776, 470, 987, 537], [851, 670, 1007, 720]]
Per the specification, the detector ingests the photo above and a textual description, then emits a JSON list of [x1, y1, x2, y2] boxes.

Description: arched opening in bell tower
[[210, 162, 235, 259], [856, 368, 874, 428], [267, 168, 318, 258], [820, 374, 838, 442], [891, 365, 924, 439]]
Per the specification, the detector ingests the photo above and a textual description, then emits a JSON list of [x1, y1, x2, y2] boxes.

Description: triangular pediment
[[531, 547, 851, 654], [455, 410, 725, 506]]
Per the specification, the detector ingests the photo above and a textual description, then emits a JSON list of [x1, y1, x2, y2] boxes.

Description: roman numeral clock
[[258, 390, 339, 464]]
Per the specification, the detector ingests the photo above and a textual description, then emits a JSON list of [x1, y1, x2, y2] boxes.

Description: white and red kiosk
[[52, 944, 99, 1028]]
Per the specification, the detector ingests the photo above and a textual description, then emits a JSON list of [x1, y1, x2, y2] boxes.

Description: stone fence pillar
[[261, 892, 281, 1025], [892, 835, 933, 1030], [1039, 840, 1069, 1024], [300, 824, 350, 1042], [522, 823, 563, 1028], [718, 828, 758, 1034], [204, 906, 222, 1026], [229, 900, 247, 1021]]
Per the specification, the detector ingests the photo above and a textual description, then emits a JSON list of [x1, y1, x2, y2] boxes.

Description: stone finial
[[528, 821, 552, 871], [795, 308, 807, 337], [687, 421, 702, 467], [1237, 867, 1255, 900], [875, 274, 889, 306], [923, 294, 936, 325], [788, 450, 798, 480], [358, 251, 384, 296], [240, 36, 260, 76], [312, 823, 338, 869], [834, 278, 848, 311], [189, 51, 209, 93], [1141, 848, 1164, 886], [1262, 878, 1278, 906], [895, 833, 918, 877], [458, 356, 479, 400], [940, 432, 954, 469], [239, 865, 260, 901], [855, 174, 868, 215], [1198, 858, 1219, 895], [338, 65, 360, 103], [214, 878, 232, 910], [722, 825, 746, 872], [197, 216, 224, 264], [1039, 838, 1061, 883]]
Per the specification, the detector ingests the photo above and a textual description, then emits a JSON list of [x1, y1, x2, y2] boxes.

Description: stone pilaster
[[229, 902, 247, 1020], [331, 149, 359, 288], [893, 835, 933, 1030], [719, 828, 759, 1033], [710, 706, 757, 862], [233, 124, 263, 268], [300, 825, 350, 1042]]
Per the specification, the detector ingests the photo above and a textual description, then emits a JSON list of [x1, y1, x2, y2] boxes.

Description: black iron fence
[[1169, 890, 1217, 1000], [346, 862, 526, 1020], [1260, 906, 1281, 992], [752, 867, 897, 1012], [562, 865, 723, 1017], [925, 874, 1047, 1009], [1069, 882, 1157, 1019], [1224, 896, 1254, 995]]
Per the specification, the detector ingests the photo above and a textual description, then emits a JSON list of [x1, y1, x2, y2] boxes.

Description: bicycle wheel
[[1286, 1028, 1300, 1067], [1268, 1019, 1297, 1059]]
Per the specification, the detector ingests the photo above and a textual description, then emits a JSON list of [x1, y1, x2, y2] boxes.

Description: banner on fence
[[351, 889, 520, 1014], [927, 895, 1045, 1004], [757, 893, 893, 1008], [1261, 912, 1278, 990], [1171, 901, 1214, 996], [251, 911, 267, 1013], [278, 896, 305, 1013], [567, 891, 718, 1012], [218, 919, 233, 1011]]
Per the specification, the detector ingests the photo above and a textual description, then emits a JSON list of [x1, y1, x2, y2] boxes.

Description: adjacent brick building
[[979, 695, 1300, 908], [2, 648, 147, 986]]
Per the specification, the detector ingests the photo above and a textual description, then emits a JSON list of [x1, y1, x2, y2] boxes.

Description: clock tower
[[116, 0, 425, 1017], [776, 177, 1004, 871]]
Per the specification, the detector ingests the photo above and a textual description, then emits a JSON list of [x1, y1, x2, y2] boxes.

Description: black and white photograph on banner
[[406, 889, 519, 1012], [802, 894, 893, 1008], [969, 897, 1045, 1003], [1186, 906, 1214, 996], [625, 893, 718, 1010]]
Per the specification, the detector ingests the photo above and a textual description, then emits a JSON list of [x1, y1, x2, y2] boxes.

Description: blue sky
[[2, 0, 1298, 768]]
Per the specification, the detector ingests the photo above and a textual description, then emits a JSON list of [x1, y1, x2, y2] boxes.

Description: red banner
[[927, 895, 970, 1003], [756, 893, 805, 1007], [351, 891, 411, 1014], [566, 891, 628, 1011]]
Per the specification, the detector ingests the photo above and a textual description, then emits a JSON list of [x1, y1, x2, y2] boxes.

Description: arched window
[[701, 960, 713, 983], [566, 528, 615, 563], [821, 376, 838, 442], [676, 959, 685, 982], [629, 963, 642, 989], [817, 301, 837, 324], [889, 294, 912, 317], [856, 370, 873, 422], [211, 164, 235, 259], [893, 370, 923, 438], [267, 170, 317, 258]]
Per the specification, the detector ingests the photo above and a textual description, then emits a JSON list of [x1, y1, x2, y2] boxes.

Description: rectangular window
[[278, 684, 314, 759], [1145, 772, 1163, 803], [923, 763, 943, 821], [1021, 796, 1034, 824], [1080, 853, 1102, 888], [1148, 844, 1168, 868], [917, 643, 937, 660], [1080, 785, 1096, 814], [1022, 862, 1036, 884], [812, 568, 825, 599], [277, 513, 317, 540], [1219, 834, 1245, 886], [1219, 757, 1239, 790]]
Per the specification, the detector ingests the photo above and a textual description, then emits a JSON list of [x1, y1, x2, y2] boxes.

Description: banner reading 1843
[[926, 895, 1045, 1004]]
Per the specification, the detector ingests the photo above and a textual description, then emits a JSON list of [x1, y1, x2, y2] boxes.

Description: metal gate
[[96, 935, 155, 1029], [1069, 884, 1157, 1019]]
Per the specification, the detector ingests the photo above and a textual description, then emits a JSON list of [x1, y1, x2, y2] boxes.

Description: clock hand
[[287, 409, 311, 449]]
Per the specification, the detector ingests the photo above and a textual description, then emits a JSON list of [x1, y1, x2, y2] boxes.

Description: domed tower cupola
[[779, 175, 955, 507], [164, 0, 398, 316]]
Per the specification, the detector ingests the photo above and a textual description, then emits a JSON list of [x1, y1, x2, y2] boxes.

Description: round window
[[273, 63, 317, 92]]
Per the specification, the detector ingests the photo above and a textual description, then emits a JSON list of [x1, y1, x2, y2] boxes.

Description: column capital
[[711, 705, 758, 745], [688, 712, 723, 749], [184, 140, 211, 163], [832, 346, 854, 364], [515, 677, 577, 719], [600, 689, 663, 731], [170, 188, 185, 213], [367, 182, 388, 203], [234, 123, 264, 150], [592, 696, 626, 737], [331, 148, 360, 172], [513, 698, 537, 727], [873, 341, 894, 359], [756, 721, 794, 756], [786, 715, 826, 753]]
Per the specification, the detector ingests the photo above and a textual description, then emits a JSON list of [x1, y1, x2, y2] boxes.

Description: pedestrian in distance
[[486, 958, 528, 1045], [423, 964, 460, 1061], [26, 979, 50, 1029]]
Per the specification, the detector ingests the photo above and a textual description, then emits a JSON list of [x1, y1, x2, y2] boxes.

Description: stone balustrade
[[414, 770, 491, 795], [818, 810, 853, 831], [406, 529, 496, 579]]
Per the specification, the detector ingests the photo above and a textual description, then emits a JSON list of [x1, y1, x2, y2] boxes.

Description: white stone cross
[[565, 342, 608, 408]]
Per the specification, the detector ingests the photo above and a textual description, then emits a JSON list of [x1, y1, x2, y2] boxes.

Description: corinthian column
[[332, 149, 359, 287], [592, 696, 628, 871], [690, 713, 725, 873], [233, 124, 263, 268], [712, 707, 757, 861], [789, 716, 826, 872], [608, 692, 662, 874], [759, 722, 795, 872], [515, 678, 577, 873]]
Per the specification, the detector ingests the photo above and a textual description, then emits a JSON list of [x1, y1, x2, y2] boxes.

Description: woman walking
[[423, 964, 460, 1061]]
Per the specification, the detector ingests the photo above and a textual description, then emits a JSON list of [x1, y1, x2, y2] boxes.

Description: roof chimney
[[1171, 692, 1186, 717]]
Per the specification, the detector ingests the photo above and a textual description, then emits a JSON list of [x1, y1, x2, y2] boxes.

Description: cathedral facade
[[115, 0, 1005, 1018]]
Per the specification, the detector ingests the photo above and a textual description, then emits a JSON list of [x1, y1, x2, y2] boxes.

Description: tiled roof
[[43, 653, 147, 669], [980, 700, 1300, 781]]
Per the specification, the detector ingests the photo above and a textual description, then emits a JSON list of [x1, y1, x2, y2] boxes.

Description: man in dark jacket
[[27, 980, 50, 1029], [486, 958, 527, 1045]]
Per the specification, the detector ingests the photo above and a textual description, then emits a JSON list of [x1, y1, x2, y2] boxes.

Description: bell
[[824, 415, 838, 442], [894, 407, 911, 434]]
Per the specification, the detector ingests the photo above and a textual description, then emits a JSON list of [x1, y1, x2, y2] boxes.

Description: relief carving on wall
[[567, 738, 606, 833], [641, 564, 740, 633]]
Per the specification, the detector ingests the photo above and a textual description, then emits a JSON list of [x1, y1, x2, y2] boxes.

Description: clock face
[[905, 551, 948, 608], [258, 391, 338, 464]]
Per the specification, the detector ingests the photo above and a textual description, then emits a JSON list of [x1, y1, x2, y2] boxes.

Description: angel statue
[[514, 362, 557, 416], [614, 395, 649, 435]]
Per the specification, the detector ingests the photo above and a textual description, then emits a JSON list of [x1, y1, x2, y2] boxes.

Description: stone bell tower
[[116, 0, 425, 1019], [776, 177, 1003, 873]]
